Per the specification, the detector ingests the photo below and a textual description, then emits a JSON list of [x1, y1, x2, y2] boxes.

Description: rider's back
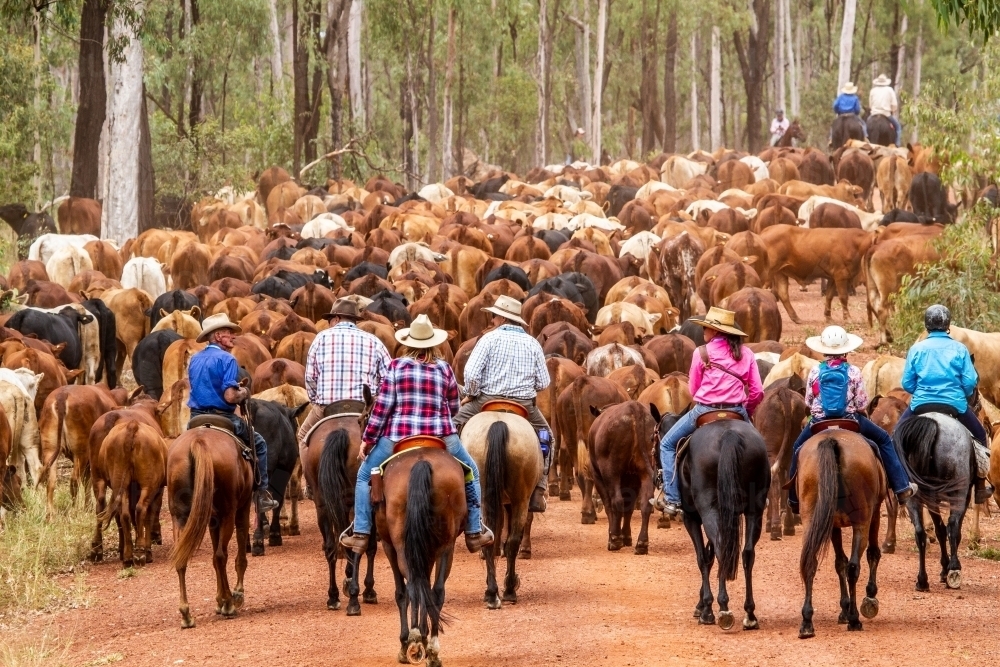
[[902, 332, 977, 412]]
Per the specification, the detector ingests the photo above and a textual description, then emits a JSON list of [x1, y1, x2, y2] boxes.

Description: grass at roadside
[[0, 485, 93, 613]]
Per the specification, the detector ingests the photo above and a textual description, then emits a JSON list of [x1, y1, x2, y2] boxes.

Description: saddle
[[186, 414, 253, 461], [809, 418, 861, 435], [392, 435, 447, 455], [369, 435, 462, 506], [482, 399, 528, 419], [323, 400, 366, 418], [695, 410, 744, 428]]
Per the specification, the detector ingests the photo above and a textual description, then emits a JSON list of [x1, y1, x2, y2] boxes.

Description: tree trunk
[[137, 84, 156, 234], [837, 0, 857, 89], [535, 0, 549, 167], [690, 32, 699, 152], [103, 3, 145, 246], [891, 9, 907, 92], [639, 0, 662, 155], [775, 0, 785, 115], [348, 0, 364, 127], [442, 6, 457, 177], [733, 0, 770, 152], [293, 0, 308, 175], [326, 0, 350, 179], [910, 18, 922, 142], [710, 26, 722, 150], [70, 0, 108, 200], [662, 6, 677, 152], [267, 0, 285, 100], [32, 9, 42, 208], [591, 0, 608, 164], [188, 0, 203, 132], [784, 0, 799, 117]]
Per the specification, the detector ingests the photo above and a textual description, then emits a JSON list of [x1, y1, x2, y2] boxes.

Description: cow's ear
[[51, 342, 66, 353], [159, 308, 168, 317], [589, 405, 602, 417], [190, 306, 201, 320], [66, 369, 84, 381], [392, 320, 406, 330], [446, 330, 457, 341]]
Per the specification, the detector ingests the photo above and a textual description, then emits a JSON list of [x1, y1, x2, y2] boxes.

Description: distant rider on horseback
[[786, 326, 917, 513], [656, 307, 764, 518], [895, 305, 994, 503], [769, 109, 789, 146], [187, 313, 279, 514], [870, 74, 902, 146], [340, 314, 494, 555], [453, 295, 552, 513], [833, 81, 867, 139]]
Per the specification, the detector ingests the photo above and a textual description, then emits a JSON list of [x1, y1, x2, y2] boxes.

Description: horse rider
[[785, 326, 917, 513], [569, 126, 589, 164], [895, 305, 995, 503], [187, 313, 279, 514], [833, 81, 867, 139], [655, 307, 763, 518], [870, 74, 902, 146], [298, 298, 391, 495], [452, 295, 552, 513], [340, 314, 494, 555], [769, 108, 790, 146]]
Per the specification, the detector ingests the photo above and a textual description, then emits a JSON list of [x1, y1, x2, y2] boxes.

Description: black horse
[[866, 114, 896, 146], [830, 115, 866, 150], [672, 419, 771, 630]]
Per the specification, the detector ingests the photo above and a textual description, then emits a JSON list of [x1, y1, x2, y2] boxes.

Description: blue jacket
[[901, 331, 978, 412], [188, 343, 239, 412], [833, 93, 861, 115]]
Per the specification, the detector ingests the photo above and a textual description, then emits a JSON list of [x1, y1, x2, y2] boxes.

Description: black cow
[[274, 269, 332, 290], [0, 204, 58, 259], [483, 263, 532, 292], [296, 237, 338, 250], [344, 262, 389, 283], [676, 318, 706, 346], [530, 273, 599, 323], [909, 172, 956, 223], [367, 289, 411, 326], [252, 276, 295, 299], [471, 174, 510, 198], [82, 298, 118, 389], [534, 229, 570, 254], [606, 184, 638, 217], [6, 306, 93, 370], [264, 246, 296, 261], [148, 290, 201, 329], [879, 209, 921, 225], [131, 330, 183, 400]]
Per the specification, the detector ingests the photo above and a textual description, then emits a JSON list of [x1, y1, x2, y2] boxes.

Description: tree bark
[[690, 32, 699, 152], [137, 84, 156, 234], [784, 0, 799, 117], [267, 0, 285, 100], [910, 17, 922, 142], [710, 26, 722, 151], [891, 7, 907, 92], [32, 9, 42, 208], [424, 1, 439, 182], [326, 0, 350, 179], [662, 5, 677, 152], [535, 0, 549, 167], [591, 0, 608, 163], [639, 0, 662, 155], [837, 0, 857, 89], [733, 0, 770, 153], [188, 0, 203, 132], [70, 0, 108, 200], [442, 6, 457, 177], [347, 0, 364, 127], [775, 0, 785, 115]]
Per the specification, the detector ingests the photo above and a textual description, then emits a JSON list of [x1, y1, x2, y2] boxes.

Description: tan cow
[[161, 339, 207, 396], [637, 373, 692, 417], [875, 155, 913, 212], [865, 234, 939, 346], [762, 353, 818, 389], [594, 302, 661, 339], [151, 308, 203, 339], [938, 327, 1000, 408], [0, 368, 43, 486], [861, 355, 906, 400], [779, 179, 865, 205], [45, 244, 94, 290]]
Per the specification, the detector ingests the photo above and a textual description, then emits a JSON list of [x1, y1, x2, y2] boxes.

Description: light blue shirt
[[901, 331, 978, 412]]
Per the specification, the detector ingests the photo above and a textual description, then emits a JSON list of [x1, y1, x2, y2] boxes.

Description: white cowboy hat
[[482, 294, 528, 326], [690, 307, 747, 337], [394, 314, 449, 349], [841, 82, 858, 95], [872, 74, 891, 87], [197, 313, 242, 343], [806, 325, 864, 356]]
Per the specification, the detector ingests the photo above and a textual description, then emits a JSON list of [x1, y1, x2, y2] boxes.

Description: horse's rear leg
[[861, 509, 882, 620], [882, 494, 898, 553], [928, 510, 950, 585], [483, 521, 502, 609], [518, 511, 534, 559], [427, 549, 454, 667], [233, 501, 250, 609], [502, 506, 526, 603], [362, 531, 378, 604], [317, 510, 341, 610], [385, 543, 410, 664], [683, 515, 715, 625], [945, 506, 966, 589], [844, 525, 866, 631], [907, 501, 931, 591], [177, 564, 194, 629], [251, 509, 266, 557], [212, 515, 237, 617], [767, 474, 782, 540], [742, 510, 764, 630], [832, 528, 851, 624]]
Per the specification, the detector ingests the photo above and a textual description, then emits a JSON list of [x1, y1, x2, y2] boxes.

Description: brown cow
[[188, 285, 227, 314], [156, 379, 190, 438], [642, 334, 694, 375], [607, 363, 658, 400], [505, 235, 551, 262], [274, 331, 315, 366], [4, 347, 79, 413], [231, 334, 272, 377], [865, 234, 939, 346], [58, 197, 102, 235], [637, 372, 692, 417], [798, 149, 835, 185], [409, 289, 462, 351], [252, 359, 305, 393], [258, 166, 292, 204], [268, 311, 317, 344], [768, 157, 800, 184], [84, 240, 124, 281], [808, 202, 862, 229], [705, 208, 750, 236], [537, 356, 585, 498], [212, 297, 256, 322], [723, 287, 783, 343], [529, 297, 591, 338], [23, 279, 79, 307], [706, 261, 762, 309], [694, 246, 742, 293], [724, 231, 771, 286], [752, 202, 798, 235], [715, 160, 755, 192], [538, 325, 595, 366], [836, 149, 875, 207], [9, 260, 48, 292], [752, 385, 808, 540], [876, 155, 913, 212], [170, 242, 213, 290]]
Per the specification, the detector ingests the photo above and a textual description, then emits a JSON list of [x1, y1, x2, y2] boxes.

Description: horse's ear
[[589, 405, 602, 417], [363, 384, 374, 406], [650, 403, 662, 423], [292, 402, 310, 419], [866, 395, 883, 416]]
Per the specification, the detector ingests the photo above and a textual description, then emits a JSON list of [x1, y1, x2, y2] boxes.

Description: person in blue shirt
[[832, 81, 862, 116], [188, 314, 279, 514], [895, 304, 994, 503]]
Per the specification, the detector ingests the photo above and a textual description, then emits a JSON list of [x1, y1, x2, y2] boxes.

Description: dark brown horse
[[167, 426, 253, 629], [375, 447, 466, 667], [797, 429, 885, 638], [776, 120, 807, 147], [301, 411, 379, 614]]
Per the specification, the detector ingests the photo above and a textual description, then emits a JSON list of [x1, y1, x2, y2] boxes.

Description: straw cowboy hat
[[394, 314, 449, 349], [806, 325, 864, 356], [690, 307, 747, 337], [322, 297, 364, 321], [841, 81, 858, 95], [197, 313, 242, 343], [872, 74, 891, 87], [482, 294, 528, 326]]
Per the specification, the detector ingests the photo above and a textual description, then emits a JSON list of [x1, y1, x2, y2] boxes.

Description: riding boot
[[340, 524, 369, 554], [972, 439, 995, 504]]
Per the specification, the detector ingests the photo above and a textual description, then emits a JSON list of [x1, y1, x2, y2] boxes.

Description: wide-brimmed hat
[[482, 294, 528, 326], [872, 74, 891, 87], [394, 314, 449, 349], [197, 313, 242, 343], [806, 325, 864, 356], [322, 297, 363, 321], [841, 82, 858, 95], [690, 307, 746, 337]]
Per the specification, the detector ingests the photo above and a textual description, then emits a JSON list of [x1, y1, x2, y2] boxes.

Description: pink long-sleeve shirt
[[688, 336, 764, 416]]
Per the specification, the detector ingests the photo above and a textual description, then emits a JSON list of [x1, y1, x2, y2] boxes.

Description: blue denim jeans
[[788, 414, 911, 501], [658, 404, 749, 504], [888, 116, 902, 146], [190, 409, 269, 490], [353, 434, 483, 536]]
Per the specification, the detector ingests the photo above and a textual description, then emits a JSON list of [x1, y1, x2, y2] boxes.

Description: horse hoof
[[485, 596, 501, 610], [151, 535, 162, 546], [847, 620, 863, 631], [770, 532, 782, 541], [861, 596, 879, 619], [634, 542, 648, 555], [881, 542, 895, 554], [657, 515, 671, 529], [518, 549, 531, 560], [405, 637, 426, 664], [798, 625, 814, 639], [718, 611, 735, 630], [346, 601, 361, 616], [582, 513, 596, 525], [699, 613, 715, 625], [743, 617, 759, 631], [622, 536, 633, 547], [251, 543, 265, 557], [268, 534, 283, 547], [123, 559, 134, 569], [915, 581, 930, 592], [559, 492, 571, 501], [607, 539, 623, 551], [327, 599, 341, 611], [363, 590, 378, 604], [502, 591, 518, 604], [947, 570, 962, 589], [397, 648, 409, 664], [548, 483, 559, 496], [181, 616, 195, 630]]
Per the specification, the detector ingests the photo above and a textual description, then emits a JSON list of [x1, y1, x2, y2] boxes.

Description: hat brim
[[690, 317, 747, 337], [842, 86, 858, 94], [197, 322, 243, 343], [805, 333, 864, 356], [482, 305, 528, 326], [394, 327, 450, 349], [873, 77, 891, 86], [321, 311, 362, 321]]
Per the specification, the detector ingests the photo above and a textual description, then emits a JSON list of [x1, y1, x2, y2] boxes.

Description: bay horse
[[301, 407, 379, 614], [796, 429, 885, 638], [167, 425, 253, 628], [866, 114, 896, 146], [673, 418, 770, 630], [894, 414, 975, 590], [775, 120, 806, 147], [462, 409, 542, 608], [375, 446, 466, 667]]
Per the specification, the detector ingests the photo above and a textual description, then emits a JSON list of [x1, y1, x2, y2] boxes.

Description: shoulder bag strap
[[698, 345, 749, 397]]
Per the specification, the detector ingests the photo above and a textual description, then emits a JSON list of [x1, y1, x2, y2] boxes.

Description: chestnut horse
[[167, 426, 253, 628], [797, 430, 885, 639], [775, 120, 807, 147], [375, 447, 466, 667]]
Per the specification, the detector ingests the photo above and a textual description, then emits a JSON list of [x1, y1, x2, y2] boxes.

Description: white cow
[[635, 180, 677, 199], [417, 183, 455, 203], [300, 213, 354, 239], [594, 302, 662, 338], [45, 243, 94, 290], [618, 231, 662, 261], [28, 233, 99, 266], [797, 195, 883, 231], [388, 242, 446, 269], [0, 368, 43, 485], [121, 256, 167, 299], [739, 156, 770, 182]]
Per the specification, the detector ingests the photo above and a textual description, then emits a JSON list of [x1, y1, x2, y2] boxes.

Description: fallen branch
[[298, 137, 423, 186]]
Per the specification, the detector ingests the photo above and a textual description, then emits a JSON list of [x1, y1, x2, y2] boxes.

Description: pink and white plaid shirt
[[304, 322, 391, 404]]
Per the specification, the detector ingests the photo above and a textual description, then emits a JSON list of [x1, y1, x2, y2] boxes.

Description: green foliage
[[973, 544, 1000, 560], [888, 211, 1000, 348], [0, 34, 38, 205], [931, 0, 1000, 42]]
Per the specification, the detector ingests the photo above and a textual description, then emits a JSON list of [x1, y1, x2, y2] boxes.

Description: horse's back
[[301, 415, 363, 489], [802, 429, 883, 491], [686, 419, 770, 502], [898, 413, 973, 498], [380, 448, 467, 547], [167, 427, 252, 497]]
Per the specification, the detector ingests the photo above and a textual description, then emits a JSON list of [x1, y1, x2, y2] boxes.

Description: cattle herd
[[0, 137, 995, 652]]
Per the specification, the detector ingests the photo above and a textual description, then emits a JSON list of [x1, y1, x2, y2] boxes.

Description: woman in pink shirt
[[656, 308, 763, 517]]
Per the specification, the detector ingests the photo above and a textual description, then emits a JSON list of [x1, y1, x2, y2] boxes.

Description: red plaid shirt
[[362, 357, 460, 451]]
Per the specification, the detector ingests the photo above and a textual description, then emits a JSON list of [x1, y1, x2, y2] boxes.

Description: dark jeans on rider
[[190, 409, 269, 491], [787, 415, 910, 503], [896, 406, 988, 444]]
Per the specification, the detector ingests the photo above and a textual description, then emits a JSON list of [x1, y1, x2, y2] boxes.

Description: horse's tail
[[97, 421, 138, 529], [716, 428, 746, 582], [403, 461, 442, 627], [799, 437, 840, 585], [483, 421, 508, 541], [170, 438, 215, 570], [316, 428, 352, 533]]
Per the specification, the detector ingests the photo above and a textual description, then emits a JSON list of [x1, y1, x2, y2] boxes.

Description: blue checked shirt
[[305, 322, 391, 404], [464, 324, 550, 400]]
